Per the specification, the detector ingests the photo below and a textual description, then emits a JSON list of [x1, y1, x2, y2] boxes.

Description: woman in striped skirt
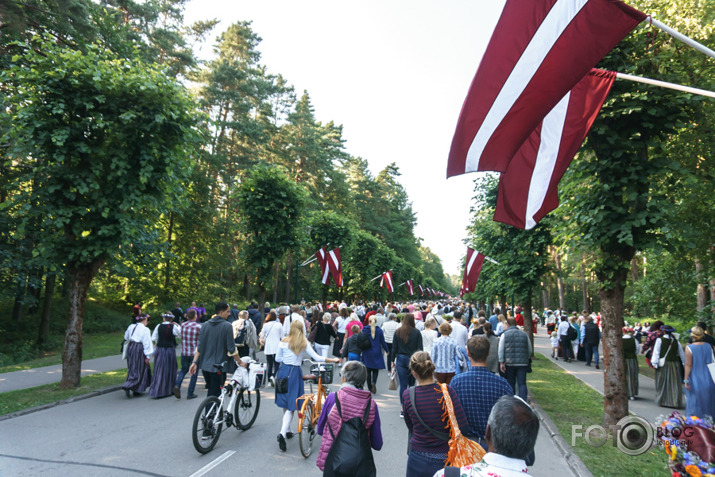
[[622, 327, 640, 400], [652, 325, 686, 408], [149, 312, 180, 398], [122, 314, 154, 398]]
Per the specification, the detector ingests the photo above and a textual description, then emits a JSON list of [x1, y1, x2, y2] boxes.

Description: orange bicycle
[[296, 359, 335, 458]]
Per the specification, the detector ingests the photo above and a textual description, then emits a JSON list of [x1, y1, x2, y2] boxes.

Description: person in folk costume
[[274, 319, 341, 452], [622, 327, 640, 400], [684, 326, 715, 419], [149, 312, 181, 398], [652, 325, 686, 408], [123, 313, 153, 398], [361, 315, 390, 394]]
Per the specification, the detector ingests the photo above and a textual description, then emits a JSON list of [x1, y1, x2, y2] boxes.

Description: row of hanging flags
[[305, 247, 449, 296], [447, 0, 715, 230]]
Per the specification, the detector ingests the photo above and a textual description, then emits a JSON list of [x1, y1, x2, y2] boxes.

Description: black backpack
[[235, 323, 248, 347], [324, 394, 376, 477], [567, 324, 577, 340], [357, 332, 371, 351]]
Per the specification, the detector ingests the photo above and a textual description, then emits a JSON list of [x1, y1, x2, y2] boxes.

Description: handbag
[[707, 348, 715, 384], [388, 369, 398, 391], [438, 383, 487, 467], [275, 365, 295, 394], [658, 338, 675, 368]]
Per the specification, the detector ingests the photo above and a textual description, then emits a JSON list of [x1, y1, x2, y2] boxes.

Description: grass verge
[[0, 332, 124, 374], [529, 354, 669, 477], [637, 354, 656, 380], [0, 369, 126, 416]]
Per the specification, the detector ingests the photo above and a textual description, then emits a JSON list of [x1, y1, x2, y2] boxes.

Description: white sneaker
[[269, 377, 275, 387]]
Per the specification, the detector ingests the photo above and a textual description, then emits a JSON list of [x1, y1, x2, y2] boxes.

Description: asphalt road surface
[[0, 356, 571, 477]]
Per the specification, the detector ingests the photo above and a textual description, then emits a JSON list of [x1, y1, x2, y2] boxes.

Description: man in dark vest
[[580, 314, 602, 369], [498, 317, 532, 401]]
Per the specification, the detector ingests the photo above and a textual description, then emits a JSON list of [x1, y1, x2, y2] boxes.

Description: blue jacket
[[361, 326, 389, 369]]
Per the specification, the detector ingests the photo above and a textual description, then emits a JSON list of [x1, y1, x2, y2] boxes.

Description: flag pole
[[647, 16, 715, 60], [300, 245, 342, 267], [370, 269, 392, 282], [615, 72, 715, 99]]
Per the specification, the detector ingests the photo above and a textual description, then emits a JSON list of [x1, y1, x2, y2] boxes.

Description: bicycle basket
[[310, 363, 334, 385]]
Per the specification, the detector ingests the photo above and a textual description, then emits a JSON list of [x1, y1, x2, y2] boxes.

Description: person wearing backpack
[[316, 361, 382, 476], [342, 325, 366, 362], [232, 310, 257, 359]]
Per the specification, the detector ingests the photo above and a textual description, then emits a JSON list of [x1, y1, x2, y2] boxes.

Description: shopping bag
[[388, 369, 398, 391]]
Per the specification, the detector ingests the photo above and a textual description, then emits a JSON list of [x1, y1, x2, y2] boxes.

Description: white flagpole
[[370, 269, 392, 282], [616, 72, 715, 99], [484, 256, 501, 266], [647, 16, 715, 60], [300, 245, 342, 267]]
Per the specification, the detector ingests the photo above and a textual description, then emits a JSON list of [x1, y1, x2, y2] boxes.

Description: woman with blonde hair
[[312, 312, 337, 358], [684, 326, 715, 418], [402, 351, 469, 477], [362, 315, 390, 394], [274, 320, 340, 452]]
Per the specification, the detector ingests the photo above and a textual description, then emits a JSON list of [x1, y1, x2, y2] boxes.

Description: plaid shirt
[[180, 321, 201, 356], [450, 366, 513, 439]]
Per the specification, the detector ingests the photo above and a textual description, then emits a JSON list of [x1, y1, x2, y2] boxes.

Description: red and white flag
[[494, 69, 617, 229], [315, 247, 331, 285], [418, 284, 424, 296], [327, 248, 344, 287], [462, 247, 486, 293], [379, 270, 394, 293], [447, 0, 645, 177], [405, 279, 415, 296]]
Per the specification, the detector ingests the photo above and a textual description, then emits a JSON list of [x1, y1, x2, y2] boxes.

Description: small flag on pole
[[315, 247, 344, 287], [462, 247, 486, 293], [405, 279, 414, 296], [379, 270, 394, 293]]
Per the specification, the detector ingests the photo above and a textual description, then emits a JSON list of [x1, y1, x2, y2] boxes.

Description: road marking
[[188, 451, 235, 477]]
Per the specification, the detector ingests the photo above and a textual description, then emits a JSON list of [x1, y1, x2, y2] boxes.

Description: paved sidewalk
[[531, 331, 671, 425], [0, 355, 127, 393]]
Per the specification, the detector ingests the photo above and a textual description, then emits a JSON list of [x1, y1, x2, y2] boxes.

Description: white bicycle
[[191, 358, 264, 454]]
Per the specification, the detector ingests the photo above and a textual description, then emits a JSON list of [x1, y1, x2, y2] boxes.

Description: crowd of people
[[120, 298, 714, 476]]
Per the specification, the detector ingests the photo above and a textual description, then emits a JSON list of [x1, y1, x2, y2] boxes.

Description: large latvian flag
[[418, 284, 425, 296], [326, 248, 344, 287], [462, 247, 486, 293], [315, 247, 331, 285], [494, 69, 617, 229], [447, 0, 645, 177], [405, 279, 415, 296], [380, 271, 394, 293]]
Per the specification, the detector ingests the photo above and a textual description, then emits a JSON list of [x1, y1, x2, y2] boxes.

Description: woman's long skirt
[[333, 332, 345, 357], [655, 361, 684, 408], [625, 357, 639, 398], [123, 341, 151, 393], [274, 364, 304, 411], [149, 346, 176, 398]]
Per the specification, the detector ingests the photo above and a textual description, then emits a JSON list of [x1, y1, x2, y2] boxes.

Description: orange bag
[[438, 383, 487, 467]]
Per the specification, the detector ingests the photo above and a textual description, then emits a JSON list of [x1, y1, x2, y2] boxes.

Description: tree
[[2, 39, 199, 387], [235, 163, 305, 315]]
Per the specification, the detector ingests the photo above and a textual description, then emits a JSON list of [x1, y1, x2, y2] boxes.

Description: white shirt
[[283, 312, 307, 337], [260, 321, 283, 355], [415, 320, 425, 331], [652, 334, 685, 367], [374, 313, 387, 328], [433, 452, 532, 477], [450, 321, 469, 350], [421, 329, 438, 355], [382, 320, 400, 343], [275, 340, 325, 366], [334, 316, 350, 334], [557, 320, 571, 337], [151, 321, 181, 342], [125, 322, 154, 357]]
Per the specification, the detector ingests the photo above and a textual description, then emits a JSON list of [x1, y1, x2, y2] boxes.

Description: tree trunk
[[28, 267, 44, 315], [599, 268, 628, 427], [555, 253, 566, 310], [696, 258, 707, 313], [37, 273, 57, 347], [244, 274, 250, 301], [541, 283, 549, 310], [582, 259, 590, 314], [285, 258, 292, 304], [164, 212, 174, 293], [322, 286, 328, 312], [523, 291, 534, 352], [630, 257, 639, 282], [60, 259, 104, 389], [710, 276, 715, 322]]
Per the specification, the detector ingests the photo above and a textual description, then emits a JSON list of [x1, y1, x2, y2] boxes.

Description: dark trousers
[[560, 336, 573, 361], [175, 355, 199, 395], [395, 354, 414, 406], [265, 354, 280, 381], [366, 367, 379, 386], [505, 365, 528, 401], [202, 370, 226, 397], [584, 343, 599, 366], [385, 342, 393, 371]]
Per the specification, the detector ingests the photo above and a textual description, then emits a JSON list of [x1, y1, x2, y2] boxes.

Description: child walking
[[550, 331, 559, 359]]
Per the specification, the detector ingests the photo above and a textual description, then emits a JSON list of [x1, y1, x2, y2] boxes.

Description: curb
[[0, 384, 123, 422], [529, 392, 594, 477]]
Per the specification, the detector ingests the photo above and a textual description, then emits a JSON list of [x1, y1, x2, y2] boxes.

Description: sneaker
[[173, 386, 181, 399], [270, 377, 275, 387], [277, 434, 287, 451], [629, 396, 635, 401], [400, 411, 404, 419], [187, 394, 198, 400]]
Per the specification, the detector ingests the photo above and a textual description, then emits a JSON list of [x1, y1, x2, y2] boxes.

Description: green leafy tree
[[2, 40, 199, 387]]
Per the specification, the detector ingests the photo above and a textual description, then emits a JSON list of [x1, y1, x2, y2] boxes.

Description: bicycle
[[296, 359, 335, 458], [191, 359, 264, 454]]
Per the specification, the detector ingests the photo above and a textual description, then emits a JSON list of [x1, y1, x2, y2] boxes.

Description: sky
[[184, 0, 507, 276]]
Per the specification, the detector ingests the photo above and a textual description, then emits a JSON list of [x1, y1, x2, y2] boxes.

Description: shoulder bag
[[658, 338, 675, 368]]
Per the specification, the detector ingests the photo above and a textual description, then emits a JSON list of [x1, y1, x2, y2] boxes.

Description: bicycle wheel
[[192, 396, 223, 454], [234, 388, 260, 430], [298, 400, 316, 458]]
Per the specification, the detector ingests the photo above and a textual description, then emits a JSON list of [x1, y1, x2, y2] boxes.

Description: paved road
[[0, 352, 576, 477]]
